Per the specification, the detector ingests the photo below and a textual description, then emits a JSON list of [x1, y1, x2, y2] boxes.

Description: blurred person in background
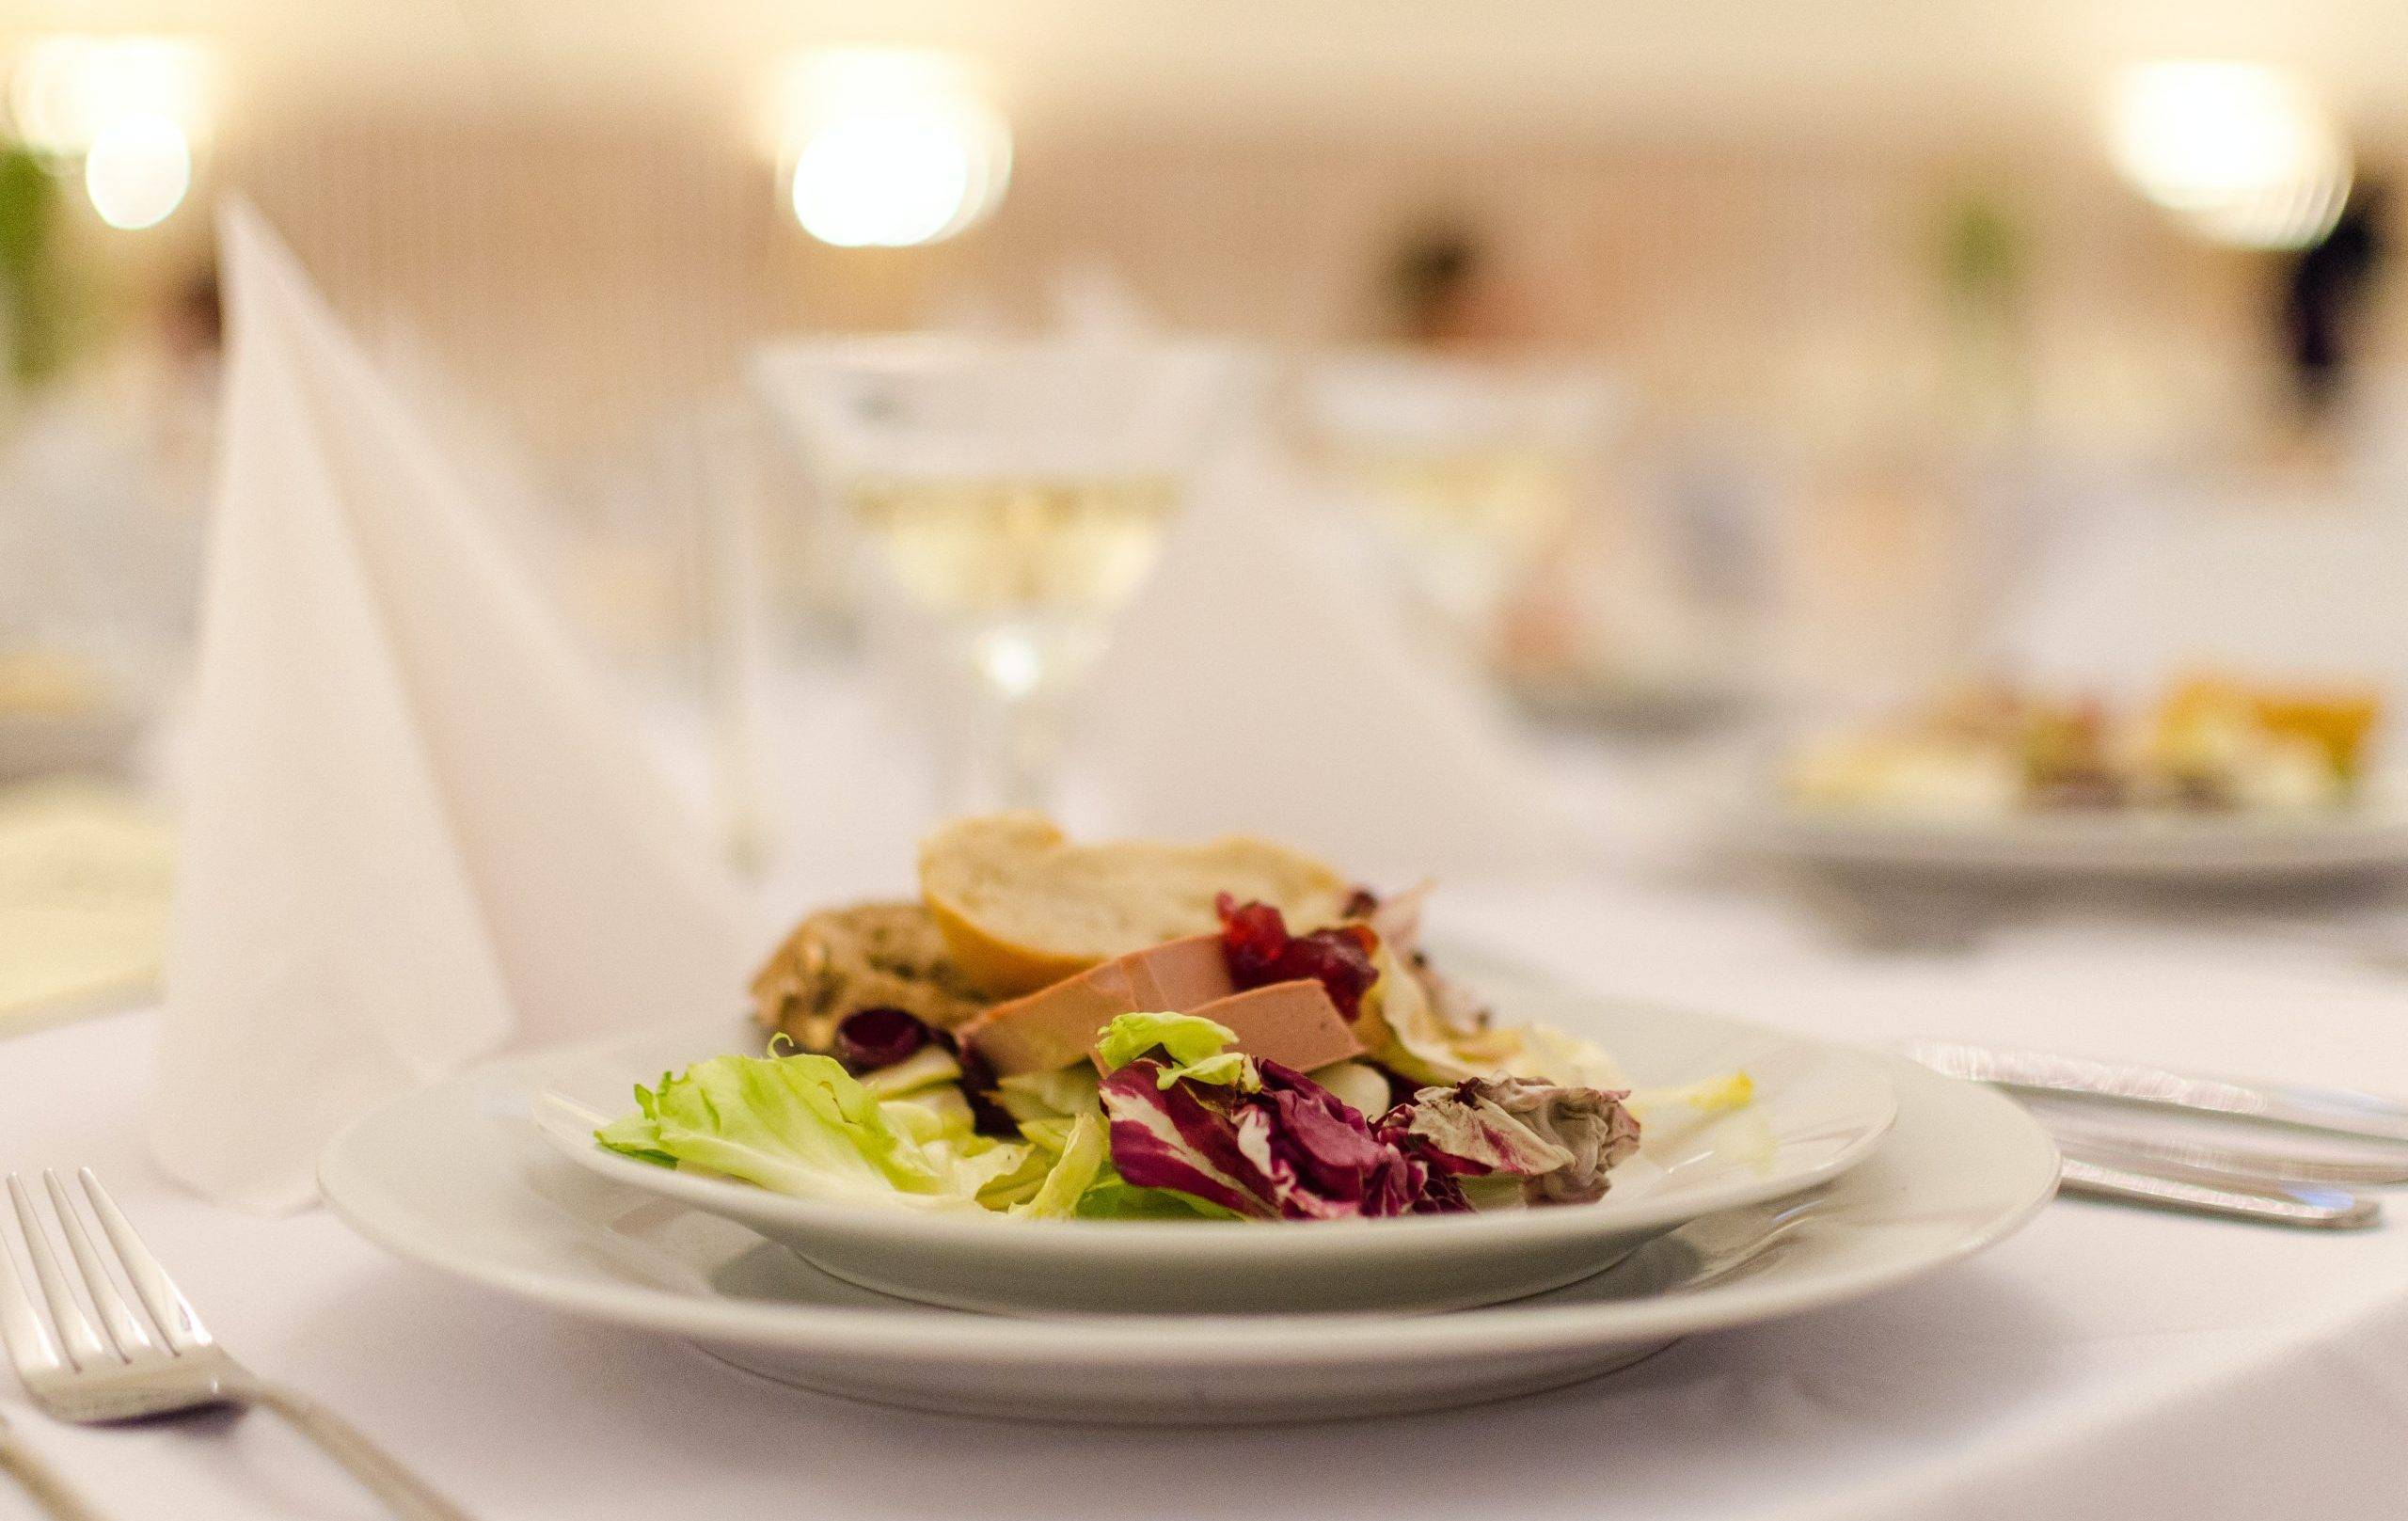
[[1382, 218, 1540, 349], [2280, 181, 2387, 424]]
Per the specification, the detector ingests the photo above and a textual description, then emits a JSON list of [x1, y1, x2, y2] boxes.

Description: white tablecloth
[[8, 853, 2408, 1520]]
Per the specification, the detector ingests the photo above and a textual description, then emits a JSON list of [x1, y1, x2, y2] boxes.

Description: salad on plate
[[595, 815, 1749, 1223], [1788, 673, 2383, 822]]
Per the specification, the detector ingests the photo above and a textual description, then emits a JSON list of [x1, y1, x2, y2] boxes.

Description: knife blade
[[1900, 1039, 2408, 1146]]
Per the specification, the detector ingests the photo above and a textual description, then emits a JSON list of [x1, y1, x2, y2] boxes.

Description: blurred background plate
[[1744, 788, 2408, 882]]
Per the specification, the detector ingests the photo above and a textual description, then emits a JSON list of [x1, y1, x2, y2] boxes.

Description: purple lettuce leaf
[[1096, 1058, 1277, 1218], [1380, 1077, 1641, 1205], [1098, 1057, 1450, 1220]]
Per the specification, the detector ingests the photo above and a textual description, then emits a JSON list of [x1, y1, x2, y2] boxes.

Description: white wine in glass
[[848, 473, 1180, 621], [849, 472, 1181, 800], [1332, 444, 1582, 647], [1299, 354, 1613, 657], [762, 338, 1238, 813]]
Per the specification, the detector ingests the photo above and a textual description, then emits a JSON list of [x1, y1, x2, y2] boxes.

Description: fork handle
[[0, 1433, 107, 1521], [237, 1381, 475, 1521]]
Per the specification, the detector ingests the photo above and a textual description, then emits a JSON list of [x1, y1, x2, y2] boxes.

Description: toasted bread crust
[[918, 814, 1354, 998]]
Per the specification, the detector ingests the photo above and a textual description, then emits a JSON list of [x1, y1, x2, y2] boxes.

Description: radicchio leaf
[[1380, 1077, 1641, 1206], [1235, 1062, 1429, 1220], [1215, 895, 1380, 1021], [1098, 1058, 1450, 1220], [1097, 1059, 1283, 1218]]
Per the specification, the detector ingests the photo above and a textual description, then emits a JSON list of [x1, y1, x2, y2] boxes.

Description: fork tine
[[4, 1177, 111, 1370], [0, 1204, 68, 1378], [76, 1169, 208, 1352], [43, 1171, 157, 1362]]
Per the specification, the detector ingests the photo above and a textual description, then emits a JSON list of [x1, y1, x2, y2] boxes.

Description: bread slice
[[919, 814, 1354, 997], [750, 901, 987, 1050]]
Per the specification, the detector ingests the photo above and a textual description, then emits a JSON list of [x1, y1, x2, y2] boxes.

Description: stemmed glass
[[759, 337, 1240, 813], [1293, 352, 1616, 658]]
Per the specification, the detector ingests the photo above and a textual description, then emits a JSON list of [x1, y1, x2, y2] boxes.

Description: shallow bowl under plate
[[524, 959, 1895, 1316]]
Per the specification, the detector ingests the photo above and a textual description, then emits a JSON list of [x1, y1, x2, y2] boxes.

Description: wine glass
[[758, 336, 1240, 813], [1293, 353, 1618, 648]]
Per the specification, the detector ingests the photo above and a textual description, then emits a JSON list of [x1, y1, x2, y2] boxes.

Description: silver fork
[[0, 1404, 104, 1521], [0, 1169, 473, 1521]]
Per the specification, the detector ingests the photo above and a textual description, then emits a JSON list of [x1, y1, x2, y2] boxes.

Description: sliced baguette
[[919, 814, 1354, 997]]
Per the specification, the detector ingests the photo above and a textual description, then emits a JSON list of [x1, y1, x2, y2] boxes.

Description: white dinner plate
[[320, 1014, 2057, 1424], [322, 1048, 2052, 1424], [525, 965, 1896, 1316], [1746, 788, 2408, 883]]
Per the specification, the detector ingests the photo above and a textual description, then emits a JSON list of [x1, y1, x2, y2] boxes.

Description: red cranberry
[[950, 1044, 1022, 1136], [1214, 895, 1381, 1021], [831, 1007, 935, 1073]]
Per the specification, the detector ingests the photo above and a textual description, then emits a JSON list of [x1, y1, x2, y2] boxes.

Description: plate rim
[[321, 1056, 2057, 1370]]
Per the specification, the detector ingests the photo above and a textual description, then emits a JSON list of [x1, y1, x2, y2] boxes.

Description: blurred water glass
[[757, 336, 1240, 812], [1295, 353, 1617, 658], [0, 395, 205, 781]]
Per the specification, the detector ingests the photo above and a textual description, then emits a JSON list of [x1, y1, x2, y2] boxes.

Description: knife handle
[[2057, 1158, 2380, 1229]]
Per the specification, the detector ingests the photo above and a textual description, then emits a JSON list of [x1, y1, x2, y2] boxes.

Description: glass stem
[[993, 686, 1068, 813], [959, 624, 1069, 814]]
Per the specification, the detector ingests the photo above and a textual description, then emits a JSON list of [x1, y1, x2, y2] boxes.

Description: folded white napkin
[[1085, 440, 1587, 880], [152, 204, 759, 1212]]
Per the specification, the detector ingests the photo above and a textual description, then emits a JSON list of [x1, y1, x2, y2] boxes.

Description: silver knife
[[1901, 1040, 2408, 1145], [2056, 1155, 2381, 1228], [2037, 1113, 2408, 1185]]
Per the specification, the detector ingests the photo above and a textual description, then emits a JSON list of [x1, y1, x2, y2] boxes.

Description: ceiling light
[[773, 49, 1010, 248], [2108, 62, 2352, 250]]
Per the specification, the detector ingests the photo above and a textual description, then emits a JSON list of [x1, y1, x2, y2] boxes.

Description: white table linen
[[10, 853, 2408, 1520]]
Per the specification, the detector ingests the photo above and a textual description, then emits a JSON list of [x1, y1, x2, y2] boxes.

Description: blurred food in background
[[0, 777, 171, 1028], [1789, 673, 2385, 822]]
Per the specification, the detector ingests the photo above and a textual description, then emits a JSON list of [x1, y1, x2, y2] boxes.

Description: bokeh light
[[7, 35, 209, 230], [83, 113, 191, 230], [8, 36, 209, 158], [773, 48, 1010, 248], [2108, 62, 2352, 250]]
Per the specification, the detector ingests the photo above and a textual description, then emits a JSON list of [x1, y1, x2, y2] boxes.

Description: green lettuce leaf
[[1094, 1012, 1257, 1090], [858, 1044, 964, 1100], [971, 1144, 1055, 1210], [1072, 1177, 1244, 1220], [593, 1083, 675, 1167], [992, 1064, 1101, 1125], [1358, 943, 1481, 1086], [878, 1084, 976, 1143], [1009, 1108, 1111, 1218], [594, 1053, 1022, 1211]]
